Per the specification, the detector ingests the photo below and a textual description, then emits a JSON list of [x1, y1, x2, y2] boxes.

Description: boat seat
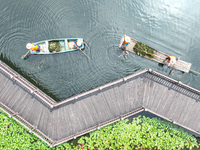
[[59, 41, 65, 52], [40, 43, 47, 52], [68, 41, 76, 50]]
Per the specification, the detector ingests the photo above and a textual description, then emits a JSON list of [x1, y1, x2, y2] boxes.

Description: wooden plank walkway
[[0, 60, 199, 147], [119, 35, 192, 73]]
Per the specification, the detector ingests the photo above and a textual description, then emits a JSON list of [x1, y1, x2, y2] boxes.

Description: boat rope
[[189, 69, 200, 75]]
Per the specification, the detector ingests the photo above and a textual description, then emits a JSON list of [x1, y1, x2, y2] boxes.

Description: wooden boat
[[29, 38, 84, 55], [119, 35, 192, 73]]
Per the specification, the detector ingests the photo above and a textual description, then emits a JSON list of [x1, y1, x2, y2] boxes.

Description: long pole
[[75, 41, 89, 58], [21, 49, 31, 59], [123, 32, 127, 59], [79, 48, 89, 58], [190, 69, 200, 75]]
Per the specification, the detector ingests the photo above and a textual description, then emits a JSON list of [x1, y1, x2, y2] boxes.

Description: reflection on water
[[0, 0, 200, 101]]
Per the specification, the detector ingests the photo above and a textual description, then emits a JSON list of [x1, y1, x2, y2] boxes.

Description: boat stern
[[66, 38, 85, 51], [77, 38, 85, 50]]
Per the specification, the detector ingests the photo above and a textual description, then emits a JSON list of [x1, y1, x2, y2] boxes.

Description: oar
[[75, 41, 89, 58], [169, 63, 176, 75], [189, 69, 200, 75], [123, 32, 127, 59], [124, 45, 127, 59], [21, 49, 31, 59], [169, 69, 174, 75], [78, 48, 89, 58]]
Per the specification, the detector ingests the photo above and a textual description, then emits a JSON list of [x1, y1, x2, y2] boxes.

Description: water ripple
[[1, 0, 200, 100]]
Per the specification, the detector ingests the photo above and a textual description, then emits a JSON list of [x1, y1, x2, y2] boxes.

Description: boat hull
[[30, 38, 84, 55], [119, 35, 192, 73]]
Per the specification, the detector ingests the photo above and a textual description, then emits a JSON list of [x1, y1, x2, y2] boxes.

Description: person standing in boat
[[26, 43, 40, 52], [123, 36, 131, 46], [165, 56, 179, 66], [74, 39, 83, 49]]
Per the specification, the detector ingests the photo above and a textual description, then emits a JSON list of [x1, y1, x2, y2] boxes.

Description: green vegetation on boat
[[133, 42, 154, 58]]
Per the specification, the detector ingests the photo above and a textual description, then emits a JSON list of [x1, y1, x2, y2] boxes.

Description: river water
[[0, 0, 200, 101]]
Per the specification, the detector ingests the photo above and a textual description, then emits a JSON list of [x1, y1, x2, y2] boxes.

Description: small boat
[[28, 38, 84, 55], [119, 35, 192, 73]]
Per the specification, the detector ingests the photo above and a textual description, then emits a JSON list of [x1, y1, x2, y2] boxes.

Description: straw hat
[[77, 40, 82, 47], [26, 43, 32, 49], [125, 36, 130, 43]]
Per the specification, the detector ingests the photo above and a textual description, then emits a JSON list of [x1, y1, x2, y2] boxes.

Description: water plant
[[0, 109, 49, 149], [134, 42, 154, 58], [49, 41, 63, 52], [77, 116, 199, 150], [0, 109, 74, 149], [1, 108, 199, 149]]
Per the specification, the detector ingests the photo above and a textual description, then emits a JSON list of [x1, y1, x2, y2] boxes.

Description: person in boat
[[74, 39, 83, 49], [123, 36, 131, 46], [26, 43, 40, 52], [165, 56, 179, 66]]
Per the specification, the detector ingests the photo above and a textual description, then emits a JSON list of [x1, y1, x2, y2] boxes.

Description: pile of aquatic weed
[[1, 108, 199, 149], [134, 42, 154, 58]]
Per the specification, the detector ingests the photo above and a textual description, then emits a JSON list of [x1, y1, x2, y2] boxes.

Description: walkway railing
[[52, 107, 144, 147], [0, 59, 200, 147], [53, 69, 148, 107], [1, 59, 199, 109], [145, 108, 200, 135], [0, 101, 53, 146], [0, 61, 56, 107], [147, 69, 200, 100]]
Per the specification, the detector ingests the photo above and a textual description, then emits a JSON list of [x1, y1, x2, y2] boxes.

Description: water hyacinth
[[77, 116, 199, 150], [0, 109, 49, 149], [1, 109, 199, 149], [0, 109, 74, 149]]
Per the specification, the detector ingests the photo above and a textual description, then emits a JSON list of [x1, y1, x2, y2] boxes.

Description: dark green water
[[0, 0, 200, 101]]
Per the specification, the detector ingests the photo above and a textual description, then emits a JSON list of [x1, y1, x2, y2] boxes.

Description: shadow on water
[[0, 0, 200, 101], [0, 54, 60, 102]]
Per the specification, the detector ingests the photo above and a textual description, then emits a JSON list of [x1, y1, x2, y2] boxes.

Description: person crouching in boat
[[26, 43, 40, 52], [74, 39, 83, 49], [123, 36, 131, 46], [165, 56, 179, 66]]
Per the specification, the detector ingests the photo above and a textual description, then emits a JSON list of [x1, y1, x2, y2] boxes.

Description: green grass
[[0, 109, 199, 149]]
